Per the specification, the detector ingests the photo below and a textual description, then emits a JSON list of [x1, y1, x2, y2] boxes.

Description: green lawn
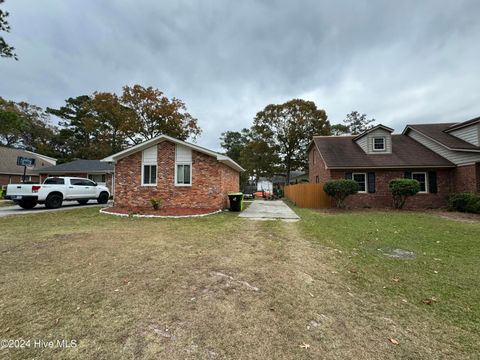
[[0, 200, 14, 207], [0, 206, 479, 359]]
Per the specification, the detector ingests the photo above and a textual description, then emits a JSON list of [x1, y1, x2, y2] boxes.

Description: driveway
[[0, 201, 110, 218], [239, 200, 300, 221]]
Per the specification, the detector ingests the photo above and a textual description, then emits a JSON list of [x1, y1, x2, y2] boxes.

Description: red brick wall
[[453, 164, 479, 193], [329, 168, 454, 209], [308, 146, 331, 184], [113, 141, 239, 210], [0, 174, 40, 186]]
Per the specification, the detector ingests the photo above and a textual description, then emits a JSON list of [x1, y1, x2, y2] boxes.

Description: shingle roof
[[313, 135, 454, 168], [37, 159, 114, 173], [445, 116, 480, 132], [406, 123, 480, 151], [0, 146, 56, 175]]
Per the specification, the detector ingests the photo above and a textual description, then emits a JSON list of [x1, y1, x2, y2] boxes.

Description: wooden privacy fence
[[284, 183, 332, 209]]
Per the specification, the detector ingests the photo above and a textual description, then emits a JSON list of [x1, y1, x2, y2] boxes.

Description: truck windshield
[[43, 178, 65, 185]]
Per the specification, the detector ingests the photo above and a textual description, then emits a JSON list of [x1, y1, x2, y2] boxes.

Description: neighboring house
[[101, 135, 243, 210], [309, 116, 480, 208], [289, 171, 309, 184], [257, 177, 273, 193], [0, 146, 57, 186], [36, 160, 114, 192]]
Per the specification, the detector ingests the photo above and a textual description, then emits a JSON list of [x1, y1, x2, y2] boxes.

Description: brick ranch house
[[35, 159, 114, 192], [309, 116, 480, 208], [101, 135, 243, 210]]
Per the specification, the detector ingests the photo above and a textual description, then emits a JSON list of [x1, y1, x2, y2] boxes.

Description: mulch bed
[[102, 206, 220, 217]]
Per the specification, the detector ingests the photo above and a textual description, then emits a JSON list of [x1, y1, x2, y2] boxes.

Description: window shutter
[[404, 171, 412, 179], [367, 172, 376, 193], [428, 171, 437, 193], [345, 172, 353, 180]]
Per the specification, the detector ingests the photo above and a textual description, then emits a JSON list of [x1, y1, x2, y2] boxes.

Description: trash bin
[[228, 192, 243, 212]]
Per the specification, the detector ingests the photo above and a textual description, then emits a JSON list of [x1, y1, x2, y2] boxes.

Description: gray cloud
[[1, 0, 479, 151]]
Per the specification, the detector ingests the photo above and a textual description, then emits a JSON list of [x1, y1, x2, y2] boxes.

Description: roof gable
[[0, 146, 57, 175], [101, 135, 244, 172], [444, 116, 480, 132], [313, 135, 454, 169], [352, 124, 394, 141], [403, 123, 480, 152]]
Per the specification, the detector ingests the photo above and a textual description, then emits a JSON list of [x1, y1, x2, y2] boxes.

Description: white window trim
[[175, 162, 192, 187], [372, 137, 386, 152], [412, 171, 428, 194], [352, 172, 367, 193], [141, 164, 158, 186], [141, 149, 157, 186]]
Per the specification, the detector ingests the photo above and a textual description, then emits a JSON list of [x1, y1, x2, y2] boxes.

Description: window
[[88, 174, 106, 183], [142, 146, 157, 186], [143, 165, 157, 185], [313, 150, 316, 164], [315, 176, 319, 183], [176, 164, 191, 185], [352, 173, 367, 193], [412, 172, 428, 193], [373, 137, 385, 151], [44, 177, 65, 185], [175, 145, 192, 186], [70, 178, 95, 186]]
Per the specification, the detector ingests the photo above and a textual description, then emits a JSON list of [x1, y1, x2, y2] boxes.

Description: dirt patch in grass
[[1, 208, 479, 359]]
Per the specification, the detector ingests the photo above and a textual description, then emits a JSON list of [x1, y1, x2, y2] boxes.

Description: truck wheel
[[97, 192, 109, 204], [77, 200, 89, 205], [18, 200, 37, 209], [45, 193, 63, 209]]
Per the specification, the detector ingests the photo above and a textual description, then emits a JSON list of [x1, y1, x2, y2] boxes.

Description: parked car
[[5, 177, 110, 209]]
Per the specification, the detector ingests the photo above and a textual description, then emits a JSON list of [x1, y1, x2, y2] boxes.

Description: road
[[0, 201, 110, 218]]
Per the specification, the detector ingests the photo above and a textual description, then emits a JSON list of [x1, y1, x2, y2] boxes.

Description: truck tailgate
[[6, 184, 36, 197]]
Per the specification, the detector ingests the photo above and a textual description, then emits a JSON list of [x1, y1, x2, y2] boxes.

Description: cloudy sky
[[1, 0, 479, 150]]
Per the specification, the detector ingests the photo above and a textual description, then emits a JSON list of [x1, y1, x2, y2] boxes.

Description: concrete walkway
[[239, 200, 300, 221]]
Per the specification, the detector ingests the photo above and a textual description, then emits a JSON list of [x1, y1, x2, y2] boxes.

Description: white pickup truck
[[5, 177, 110, 209]]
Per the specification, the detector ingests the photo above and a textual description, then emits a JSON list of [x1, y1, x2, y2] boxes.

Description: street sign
[[16, 156, 36, 167]]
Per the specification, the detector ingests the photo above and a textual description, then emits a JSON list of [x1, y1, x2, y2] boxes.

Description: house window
[[352, 173, 367, 193], [412, 172, 428, 193], [313, 150, 316, 164], [175, 145, 192, 186], [88, 174, 106, 183], [176, 164, 191, 185], [143, 165, 157, 185], [373, 137, 386, 151], [142, 145, 157, 186], [315, 176, 319, 183]]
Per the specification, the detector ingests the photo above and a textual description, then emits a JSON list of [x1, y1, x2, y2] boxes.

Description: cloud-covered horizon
[[1, 0, 479, 151]]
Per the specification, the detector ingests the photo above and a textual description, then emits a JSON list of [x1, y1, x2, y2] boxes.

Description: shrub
[[149, 198, 162, 210], [447, 193, 480, 213], [389, 178, 420, 209], [323, 179, 359, 208]]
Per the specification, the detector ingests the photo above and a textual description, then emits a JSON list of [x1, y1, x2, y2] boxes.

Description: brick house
[[0, 146, 57, 187], [309, 117, 480, 209], [36, 160, 114, 192], [101, 135, 243, 210]]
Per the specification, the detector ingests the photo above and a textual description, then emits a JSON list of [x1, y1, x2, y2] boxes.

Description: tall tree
[[220, 128, 251, 163], [343, 111, 375, 135], [120, 85, 201, 144], [0, 0, 17, 59], [0, 97, 56, 156], [239, 139, 279, 183], [330, 123, 350, 135], [253, 99, 330, 183], [47, 96, 102, 160], [0, 96, 24, 146]]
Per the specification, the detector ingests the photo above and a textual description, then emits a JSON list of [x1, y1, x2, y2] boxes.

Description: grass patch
[[295, 207, 480, 354], [0, 207, 479, 359]]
